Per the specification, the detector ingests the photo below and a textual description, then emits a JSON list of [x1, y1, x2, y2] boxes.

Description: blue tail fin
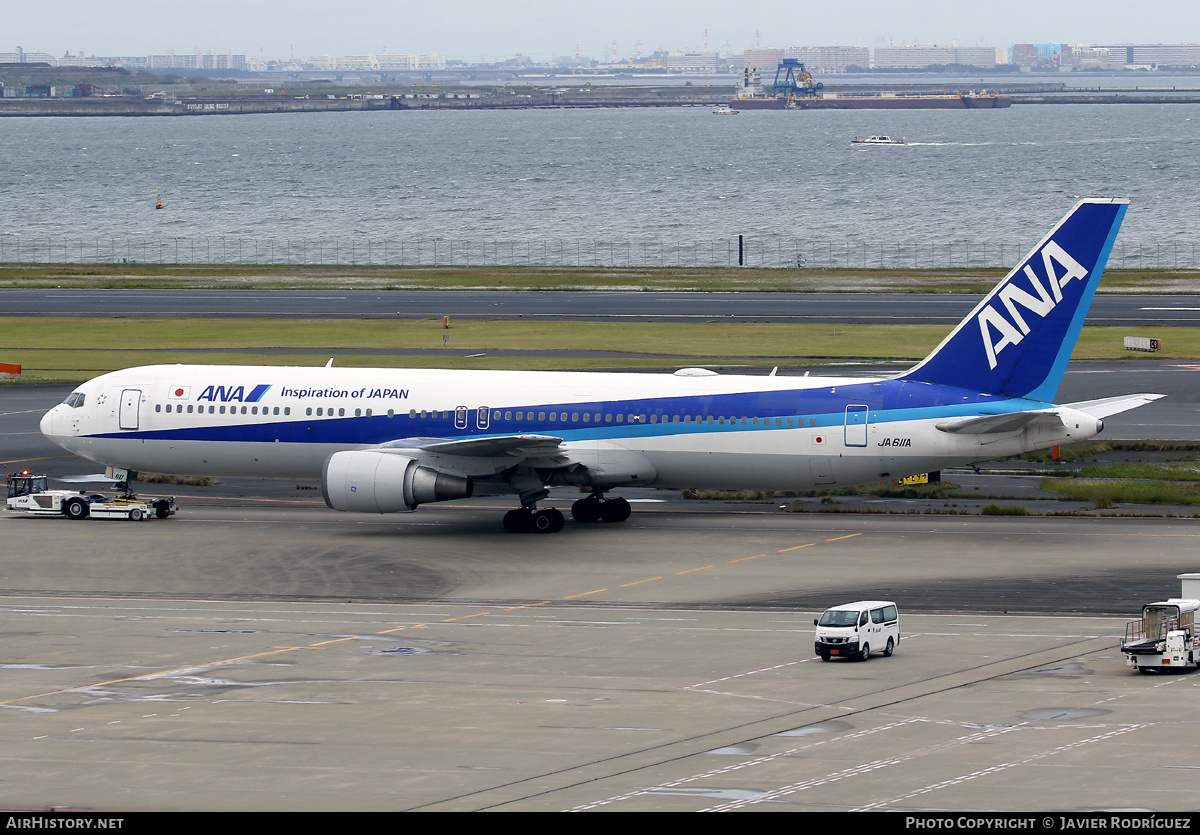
[[901, 199, 1127, 402]]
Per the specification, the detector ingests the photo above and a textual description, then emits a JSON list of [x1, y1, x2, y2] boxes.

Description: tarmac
[[3, 361, 1200, 812], [2, 504, 1200, 812]]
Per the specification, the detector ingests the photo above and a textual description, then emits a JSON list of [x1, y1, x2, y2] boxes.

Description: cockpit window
[[64, 392, 85, 408]]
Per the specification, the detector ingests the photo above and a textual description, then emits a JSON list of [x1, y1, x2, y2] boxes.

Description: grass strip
[[1040, 478, 1200, 506], [1, 263, 1197, 293]]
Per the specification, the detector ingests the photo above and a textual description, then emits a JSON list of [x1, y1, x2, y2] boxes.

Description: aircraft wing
[[378, 434, 566, 459], [935, 411, 1064, 435], [1063, 393, 1166, 419]]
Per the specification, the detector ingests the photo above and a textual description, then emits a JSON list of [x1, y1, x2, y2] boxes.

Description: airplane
[[39, 198, 1162, 533]]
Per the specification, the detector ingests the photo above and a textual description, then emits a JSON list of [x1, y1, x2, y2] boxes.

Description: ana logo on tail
[[977, 240, 1088, 370]]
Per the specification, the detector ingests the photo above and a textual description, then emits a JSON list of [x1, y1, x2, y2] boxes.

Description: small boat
[[852, 134, 906, 145], [712, 104, 739, 115]]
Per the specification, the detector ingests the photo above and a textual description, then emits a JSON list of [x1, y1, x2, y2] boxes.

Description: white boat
[[852, 134, 906, 145], [712, 104, 739, 115]]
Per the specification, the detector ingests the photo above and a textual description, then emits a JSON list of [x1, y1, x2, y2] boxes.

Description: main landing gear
[[501, 493, 632, 533], [570, 493, 631, 524], [503, 506, 565, 534]]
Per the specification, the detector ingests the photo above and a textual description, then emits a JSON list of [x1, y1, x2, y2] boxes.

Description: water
[[1, 103, 1197, 264]]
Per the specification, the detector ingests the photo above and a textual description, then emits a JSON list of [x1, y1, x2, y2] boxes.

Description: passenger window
[[155, 404, 161, 412]]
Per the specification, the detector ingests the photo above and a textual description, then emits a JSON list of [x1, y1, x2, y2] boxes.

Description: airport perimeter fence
[[2, 235, 1198, 271]]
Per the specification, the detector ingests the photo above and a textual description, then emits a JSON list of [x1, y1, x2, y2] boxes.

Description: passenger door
[[119, 389, 142, 430]]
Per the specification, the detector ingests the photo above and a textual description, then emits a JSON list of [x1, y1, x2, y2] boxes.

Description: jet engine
[[322, 450, 473, 513]]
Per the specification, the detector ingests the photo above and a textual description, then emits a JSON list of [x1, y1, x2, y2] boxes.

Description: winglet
[[901, 199, 1128, 402]]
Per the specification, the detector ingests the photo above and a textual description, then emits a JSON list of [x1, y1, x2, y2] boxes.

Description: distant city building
[[873, 44, 1004, 68], [302, 52, 445, 71], [0, 47, 55, 64], [665, 50, 720, 73], [1108, 43, 1200, 67], [1010, 44, 1062, 70], [742, 46, 868, 74], [742, 48, 784, 75]]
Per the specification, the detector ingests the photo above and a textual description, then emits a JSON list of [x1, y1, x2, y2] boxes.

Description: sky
[[13, 1, 1200, 62]]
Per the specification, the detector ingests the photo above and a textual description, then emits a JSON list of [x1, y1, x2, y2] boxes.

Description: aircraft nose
[[40, 407, 57, 439]]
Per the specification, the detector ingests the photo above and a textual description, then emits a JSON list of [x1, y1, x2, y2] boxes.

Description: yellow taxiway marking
[[564, 589, 609, 599]]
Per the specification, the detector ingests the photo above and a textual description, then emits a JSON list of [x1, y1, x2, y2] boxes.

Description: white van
[[814, 600, 899, 661]]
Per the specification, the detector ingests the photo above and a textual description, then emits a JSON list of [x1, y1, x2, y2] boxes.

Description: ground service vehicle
[[5, 471, 177, 521], [814, 601, 900, 661], [1122, 599, 1200, 673]]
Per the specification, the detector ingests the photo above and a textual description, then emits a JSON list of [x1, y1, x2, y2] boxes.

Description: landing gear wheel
[[571, 496, 602, 523], [503, 508, 533, 533], [859, 643, 871, 661], [63, 497, 89, 520], [599, 497, 631, 523], [128, 508, 143, 521], [884, 637, 894, 657], [531, 508, 565, 533]]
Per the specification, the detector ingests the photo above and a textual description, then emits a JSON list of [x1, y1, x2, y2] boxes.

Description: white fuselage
[[41, 364, 1100, 492]]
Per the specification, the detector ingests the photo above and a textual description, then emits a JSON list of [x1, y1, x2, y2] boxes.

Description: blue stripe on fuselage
[[84, 380, 1036, 446]]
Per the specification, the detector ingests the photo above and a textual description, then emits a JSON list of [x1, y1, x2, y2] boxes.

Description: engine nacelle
[[322, 451, 473, 513]]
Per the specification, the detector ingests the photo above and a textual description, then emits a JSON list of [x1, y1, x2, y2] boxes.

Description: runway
[[4, 287, 1200, 326]]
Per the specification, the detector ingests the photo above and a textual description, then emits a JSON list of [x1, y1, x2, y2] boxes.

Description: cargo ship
[[732, 63, 1012, 110]]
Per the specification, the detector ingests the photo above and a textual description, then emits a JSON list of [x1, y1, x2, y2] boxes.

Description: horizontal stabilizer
[[935, 410, 1063, 435], [1064, 393, 1166, 419]]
